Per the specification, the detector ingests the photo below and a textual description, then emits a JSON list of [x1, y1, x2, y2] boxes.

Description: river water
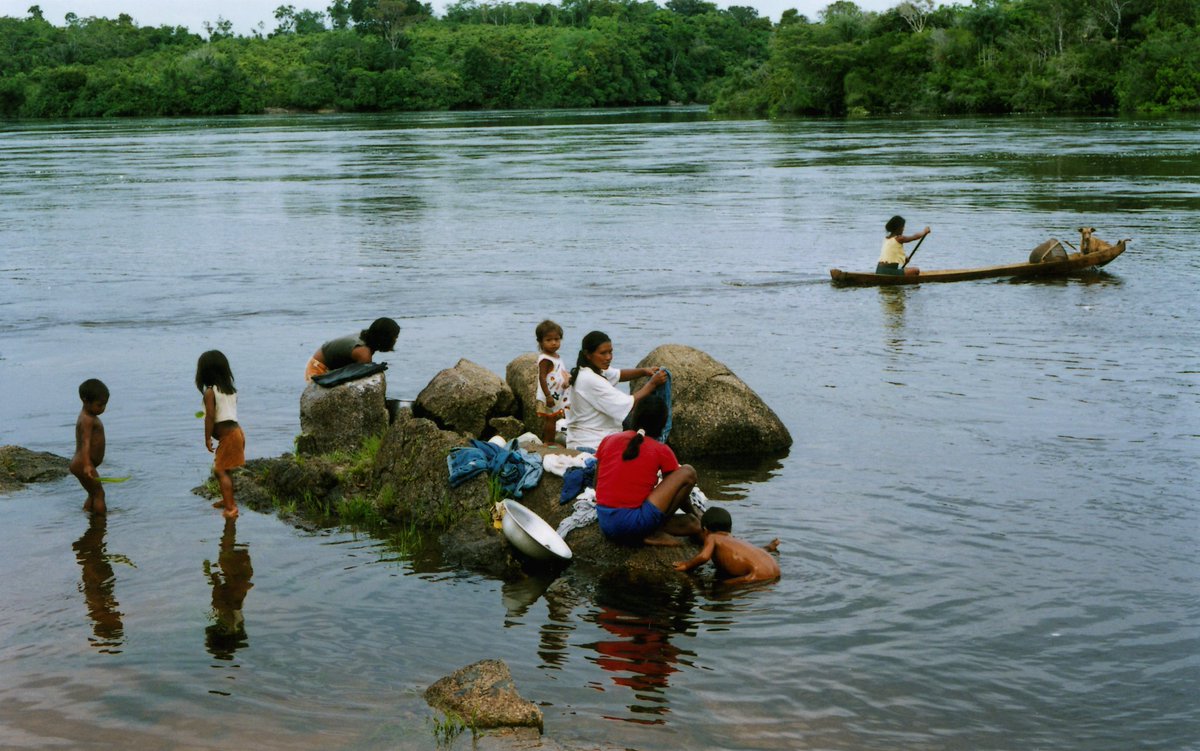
[[1, 109, 1197, 750]]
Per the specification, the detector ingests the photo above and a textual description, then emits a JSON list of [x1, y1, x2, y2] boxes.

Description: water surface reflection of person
[[204, 517, 254, 660], [586, 577, 697, 723], [72, 514, 124, 652]]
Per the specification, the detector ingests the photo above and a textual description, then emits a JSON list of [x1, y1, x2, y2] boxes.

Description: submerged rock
[[0, 445, 70, 494], [635, 344, 791, 459], [415, 359, 516, 438], [298, 373, 389, 456], [425, 659, 543, 731]]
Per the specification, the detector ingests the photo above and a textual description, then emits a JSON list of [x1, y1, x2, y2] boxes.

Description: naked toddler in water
[[673, 507, 780, 584], [70, 379, 109, 514]]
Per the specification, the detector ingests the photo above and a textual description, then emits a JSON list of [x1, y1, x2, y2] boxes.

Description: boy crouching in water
[[71, 378, 109, 514], [673, 507, 780, 584]]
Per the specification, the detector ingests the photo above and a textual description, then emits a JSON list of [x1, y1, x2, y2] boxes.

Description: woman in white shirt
[[564, 330, 667, 451]]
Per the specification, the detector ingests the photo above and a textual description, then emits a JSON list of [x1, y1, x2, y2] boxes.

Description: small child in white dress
[[535, 319, 570, 445]]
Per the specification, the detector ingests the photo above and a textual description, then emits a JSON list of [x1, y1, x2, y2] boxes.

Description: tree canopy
[[0, 0, 1195, 118]]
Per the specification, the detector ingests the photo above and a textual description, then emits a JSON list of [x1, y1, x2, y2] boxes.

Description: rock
[[1, 446, 70, 493], [439, 464, 702, 580], [414, 359, 516, 438], [488, 416, 526, 441], [298, 373, 389, 456], [372, 408, 487, 528], [634, 344, 791, 459], [504, 353, 543, 436], [425, 659, 543, 731]]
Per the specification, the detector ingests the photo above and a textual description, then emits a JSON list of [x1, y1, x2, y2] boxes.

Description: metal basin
[[501, 500, 572, 561]]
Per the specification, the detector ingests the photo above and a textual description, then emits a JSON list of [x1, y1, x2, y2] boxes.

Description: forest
[[0, 0, 1196, 119]]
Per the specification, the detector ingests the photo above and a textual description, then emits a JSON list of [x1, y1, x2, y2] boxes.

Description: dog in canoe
[[1078, 227, 1115, 255]]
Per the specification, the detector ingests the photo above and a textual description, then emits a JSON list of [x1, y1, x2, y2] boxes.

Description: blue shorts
[[597, 501, 665, 542]]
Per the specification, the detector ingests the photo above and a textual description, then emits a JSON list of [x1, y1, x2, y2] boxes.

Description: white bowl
[[501, 500, 572, 562]]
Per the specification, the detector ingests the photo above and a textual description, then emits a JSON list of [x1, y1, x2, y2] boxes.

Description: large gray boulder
[[1, 445, 70, 494], [504, 352, 542, 437], [298, 373, 389, 456], [635, 344, 791, 459], [414, 359, 515, 438], [372, 408, 486, 528], [425, 659, 543, 731]]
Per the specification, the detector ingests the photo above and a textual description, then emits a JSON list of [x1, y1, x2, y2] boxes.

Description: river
[[1, 109, 1197, 750]]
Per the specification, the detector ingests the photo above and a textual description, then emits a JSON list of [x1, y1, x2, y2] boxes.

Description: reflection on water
[[204, 518, 254, 661], [72, 515, 125, 653], [585, 577, 698, 724], [1, 111, 1197, 751]]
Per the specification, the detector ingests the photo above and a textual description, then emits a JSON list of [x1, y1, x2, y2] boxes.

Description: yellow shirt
[[879, 237, 906, 264]]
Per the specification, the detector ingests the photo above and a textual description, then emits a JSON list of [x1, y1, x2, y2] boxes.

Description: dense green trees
[[0, 0, 1195, 118], [712, 0, 1199, 115]]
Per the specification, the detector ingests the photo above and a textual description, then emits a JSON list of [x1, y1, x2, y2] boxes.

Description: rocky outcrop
[[439, 467, 699, 580], [371, 407, 485, 528], [634, 344, 791, 459], [504, 352, 542, 437], [425, 659, 543, 731], [415, 359, 516, 438], [298, 373, 389, 456], [0, 446, 71, 494], [203, 348, 789, 584]]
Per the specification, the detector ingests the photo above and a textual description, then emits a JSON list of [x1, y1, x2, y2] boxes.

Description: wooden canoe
[[830, 239, 1127, 286]]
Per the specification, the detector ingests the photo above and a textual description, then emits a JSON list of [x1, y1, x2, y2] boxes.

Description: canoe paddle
[[901, 234, 927, 270]]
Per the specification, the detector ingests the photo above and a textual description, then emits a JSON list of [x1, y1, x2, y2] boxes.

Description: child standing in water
[[71, 379, 109, 514], [535, 320, 570, 444], [196, 351, 245, 519], [673, 507, 781, 584]]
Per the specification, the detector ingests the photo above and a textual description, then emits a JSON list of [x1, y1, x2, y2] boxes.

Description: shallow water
[[1, 109, 1197, 750]]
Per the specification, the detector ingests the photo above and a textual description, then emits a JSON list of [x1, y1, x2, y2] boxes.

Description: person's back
[[673, 507, 780, 584], [707, 533, 780, 583]]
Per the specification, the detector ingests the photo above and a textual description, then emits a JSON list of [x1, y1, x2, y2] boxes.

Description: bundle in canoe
[[830, 238, 1127, 286]]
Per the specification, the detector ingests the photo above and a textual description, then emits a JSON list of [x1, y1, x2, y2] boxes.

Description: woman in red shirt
[[594, 398, 701, 546]]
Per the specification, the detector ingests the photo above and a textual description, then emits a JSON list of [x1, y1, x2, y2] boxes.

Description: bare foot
[[643, 532, 684, 547], [222, 507, 239, 519], [764, 538, 780, 553], [212, 500, 224, 509]]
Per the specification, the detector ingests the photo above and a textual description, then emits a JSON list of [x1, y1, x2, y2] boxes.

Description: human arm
[[898, 227, 931, 244], [618, 367, 660, 382], [673, 535, 716, 572], [631, 369, 667, 404], [203, 388, 216, 453], [538, 359, 555, 406], [350, 345, 373, 364]]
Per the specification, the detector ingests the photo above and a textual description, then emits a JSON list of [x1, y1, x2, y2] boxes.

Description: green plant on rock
[[338, 494, 382, 526], [430, 711, 474, 746], [389, 521, 423, 558]]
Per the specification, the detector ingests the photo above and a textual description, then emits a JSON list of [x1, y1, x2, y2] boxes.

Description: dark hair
[[535, 319, 563, 344], [701, 507, 732, 533], [885, 215, 906, 235], [195, 350, 237, 395], [79, 378, 109, 403], [622, 397, 668, 461], [569, 330, 611, 386], [362, 317, 400, 353]]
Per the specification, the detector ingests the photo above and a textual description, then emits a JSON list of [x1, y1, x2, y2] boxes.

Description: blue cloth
[[621, 368, 673, 442], [596, 501, 665, 542], [560, 457, 597, 504], [447, 439, 544, 499]]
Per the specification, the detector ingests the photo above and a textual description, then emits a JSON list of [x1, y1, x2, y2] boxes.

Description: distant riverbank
[[2, 0, 1196, 120]]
